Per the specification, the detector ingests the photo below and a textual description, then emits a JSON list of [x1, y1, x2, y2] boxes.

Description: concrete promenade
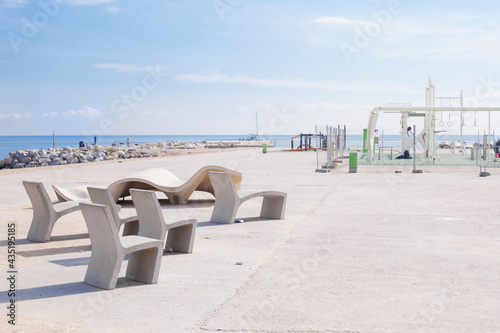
[[1, 148, 499, 332]]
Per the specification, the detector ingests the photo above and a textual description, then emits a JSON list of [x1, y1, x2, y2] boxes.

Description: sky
[[2, 0, 500, 136]]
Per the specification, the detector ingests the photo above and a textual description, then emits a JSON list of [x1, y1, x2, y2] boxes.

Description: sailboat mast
[[255, 110, 259, 139]]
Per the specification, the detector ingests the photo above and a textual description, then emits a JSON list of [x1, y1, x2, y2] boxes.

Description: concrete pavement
[[1, 148, 499, 332]]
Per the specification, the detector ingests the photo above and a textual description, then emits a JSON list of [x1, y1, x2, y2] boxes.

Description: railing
[[474, 145, 500, 176], [315, 125, 347, 172]]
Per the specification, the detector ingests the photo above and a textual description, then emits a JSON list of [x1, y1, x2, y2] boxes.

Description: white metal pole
[[413, 125, 417, 172], [460, 90, 464, 154], [489, 111, 491, 147], [315, 125, 319, 170], [460, 111, 464, 154]]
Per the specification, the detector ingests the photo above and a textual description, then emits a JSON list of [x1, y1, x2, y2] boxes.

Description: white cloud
[[142, 110, 169, 116], [374, 14, 500, 61], [174, 72, 417, 93], [105, 6, 120, 14], [0, 112, 30, 119], [42, 112, 58, 118], [311, 16, 368, 25], [83, 107, 102, 117], [308, 12, 500, 64], [236, 106, 252, 114], [174, 73, 340, 89], [91, 63, 145, 72], [301, 102, 361, 110], [63, 107, 103, 117], [0, 0, 28, 8], [66, 0, 114, 6], [3, 1, 117, 10], [91, 63, 168, 73], [63, 110, 77, 117]]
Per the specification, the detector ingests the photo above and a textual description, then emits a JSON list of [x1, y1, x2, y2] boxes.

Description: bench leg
[[85, 252, 122, 290], [27, 216, 56, 243], [122, 221, 139, 236], [260, 196, 287, 219], [165, 223, 196, 253], [126, 247, 162, 284], [210, 198, 240, 224]]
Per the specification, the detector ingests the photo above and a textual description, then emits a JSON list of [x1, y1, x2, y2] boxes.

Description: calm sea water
[[0, 133, 494, 159]]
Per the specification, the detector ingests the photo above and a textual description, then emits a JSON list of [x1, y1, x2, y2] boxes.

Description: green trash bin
[[349, 152, 357, 173]]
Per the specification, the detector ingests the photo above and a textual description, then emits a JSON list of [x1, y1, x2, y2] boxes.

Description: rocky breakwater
[[0, 141, 203, 170]]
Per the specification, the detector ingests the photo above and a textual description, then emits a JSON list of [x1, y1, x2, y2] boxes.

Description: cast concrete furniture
[[79, 202, 164, 290], [208, 171, 287, 224], [87, 187, 139, 236], [23, 181, 82, 243], [129, 189, 197, 253], [53, 165, 242, 204]]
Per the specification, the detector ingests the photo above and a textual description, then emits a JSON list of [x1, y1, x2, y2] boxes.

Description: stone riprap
[[0, 141, 203, 170]]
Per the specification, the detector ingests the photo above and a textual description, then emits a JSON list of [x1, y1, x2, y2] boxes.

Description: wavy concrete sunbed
[[52, 166, 242, 204]]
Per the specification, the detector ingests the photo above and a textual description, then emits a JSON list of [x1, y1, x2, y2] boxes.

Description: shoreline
[[0, 146, 259, 175], [0, 135, 282, 160], [0, 140, 272, 171]]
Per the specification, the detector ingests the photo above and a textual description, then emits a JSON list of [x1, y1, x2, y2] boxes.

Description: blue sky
[[1, 0, 500, 136]]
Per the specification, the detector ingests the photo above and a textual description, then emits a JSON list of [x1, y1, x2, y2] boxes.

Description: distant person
[[407, 126, 413, 138], [127, 137, 131, 146], [495, 139, 500, 154]]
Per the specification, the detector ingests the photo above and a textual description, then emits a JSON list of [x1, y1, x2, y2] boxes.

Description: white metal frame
[[366, 77, 500, 162], [367, 107, 500, 162]]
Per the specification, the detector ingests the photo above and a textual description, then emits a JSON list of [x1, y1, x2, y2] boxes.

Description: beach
[[1, 148, 499, 332]]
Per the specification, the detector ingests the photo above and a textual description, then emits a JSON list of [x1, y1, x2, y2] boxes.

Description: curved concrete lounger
[[52, 166, 242, 204], [53, 185, 89, 202]]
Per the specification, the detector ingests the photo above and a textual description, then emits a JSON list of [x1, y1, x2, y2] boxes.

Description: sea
[[0, 133, 495, 159]]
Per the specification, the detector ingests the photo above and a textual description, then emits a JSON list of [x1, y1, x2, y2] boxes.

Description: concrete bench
[[87, 187, 139, 236], [130, 189, 197, 253], [208, 171, 287, 224], [80, 202, 164, 290], [23, 181, 82, 243]]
